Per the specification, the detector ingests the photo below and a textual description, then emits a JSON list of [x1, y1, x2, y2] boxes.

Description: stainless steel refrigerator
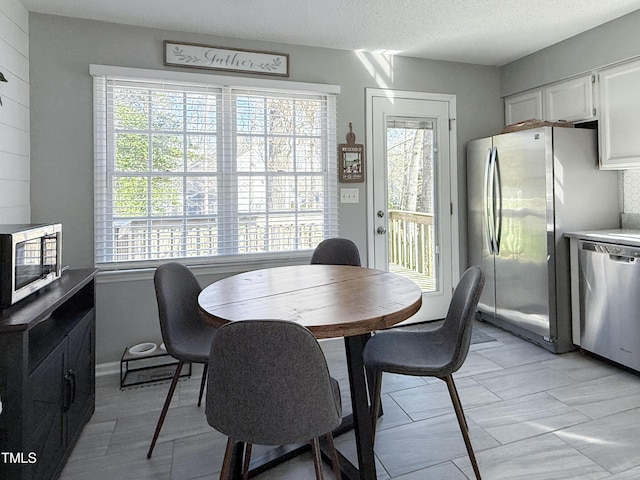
[[467, 127, 619, 353]]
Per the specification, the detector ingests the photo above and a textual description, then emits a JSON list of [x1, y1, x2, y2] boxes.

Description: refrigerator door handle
[[483, 147, 494, 254], [488, 147, 498, 254], [493, 147, 502, 255]]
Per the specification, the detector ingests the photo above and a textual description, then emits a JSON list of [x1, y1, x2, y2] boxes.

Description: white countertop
[[565, 229, 640, 247]]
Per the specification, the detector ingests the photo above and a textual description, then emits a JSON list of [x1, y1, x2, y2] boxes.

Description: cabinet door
[[504, 89, 543, 125], [24, 341, 66, 480], [65, 311, 95, 444], [544, 75, 595, 122], [599, 59, 640, 169]]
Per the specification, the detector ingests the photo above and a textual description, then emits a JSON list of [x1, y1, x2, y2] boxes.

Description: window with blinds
[[93, 71, 338, 269]]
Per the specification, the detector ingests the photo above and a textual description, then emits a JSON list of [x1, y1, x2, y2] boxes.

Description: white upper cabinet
[[504, 90, 542, 125], [505, 58, 640, 170], [598, 59, 640, 169], [504, 74, 596, 126], [544, 75, 596, 122]]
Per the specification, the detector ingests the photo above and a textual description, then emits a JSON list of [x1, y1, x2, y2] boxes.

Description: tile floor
[[60, 320, 640, 479]]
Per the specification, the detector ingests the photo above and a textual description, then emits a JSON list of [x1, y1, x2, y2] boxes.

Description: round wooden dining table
[[198, 264, 423, 480]]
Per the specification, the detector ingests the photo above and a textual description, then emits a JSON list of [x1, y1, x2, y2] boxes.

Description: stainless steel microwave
[[0, 223, 62, 306]]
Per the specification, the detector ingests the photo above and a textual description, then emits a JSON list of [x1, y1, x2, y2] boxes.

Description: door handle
[[492, 147, 502, 255], [69, 369, 77, 404], [483, 147, 494, 254], [64, 371, 73, 412]]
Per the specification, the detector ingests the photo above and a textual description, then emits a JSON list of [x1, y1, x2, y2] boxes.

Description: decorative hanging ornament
[[0, 71, 7, 107]]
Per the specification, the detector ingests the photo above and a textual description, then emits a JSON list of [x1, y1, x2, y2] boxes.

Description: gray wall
[[501, 9, 640, 97], [29, 13, 502, 364], [0, 0, 30, 223]]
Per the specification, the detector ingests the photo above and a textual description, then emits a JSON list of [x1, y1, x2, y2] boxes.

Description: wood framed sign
[[339, 123, 365, 183], [164, 41, 289, 77]]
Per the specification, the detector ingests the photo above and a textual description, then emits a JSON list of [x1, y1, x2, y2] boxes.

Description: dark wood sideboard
[[0, 268, 98, 480]]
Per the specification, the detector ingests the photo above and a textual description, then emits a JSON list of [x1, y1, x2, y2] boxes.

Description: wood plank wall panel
[[0, 0, 29, 223]]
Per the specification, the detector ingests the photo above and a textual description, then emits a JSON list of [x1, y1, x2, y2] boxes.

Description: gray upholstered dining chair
[[147, 262, 218, 459], [363, 266, 485, 480], [310, 237, 361, 266], [206, 319, 343, 480]]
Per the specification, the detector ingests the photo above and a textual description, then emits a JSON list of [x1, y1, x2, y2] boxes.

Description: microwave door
[[14, 238, 45, 290], [2, 223, 63, 306]]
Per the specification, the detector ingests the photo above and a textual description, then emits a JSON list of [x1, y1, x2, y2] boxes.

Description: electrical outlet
[[340, 188, 359, 203]]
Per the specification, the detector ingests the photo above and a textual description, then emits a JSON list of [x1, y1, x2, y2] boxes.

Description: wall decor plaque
[[339, 123, 365, 183], [164, 41, 289, 77]]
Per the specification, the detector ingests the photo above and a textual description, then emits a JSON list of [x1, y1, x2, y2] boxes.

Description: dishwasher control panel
[[580, 240, 640, 258]]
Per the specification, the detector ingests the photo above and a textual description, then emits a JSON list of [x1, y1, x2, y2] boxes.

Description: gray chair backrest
[[206, 319, 342, 446], [441, 266, 485, 373], [310, 238, 361, 266], [153, 262, 204, 359]]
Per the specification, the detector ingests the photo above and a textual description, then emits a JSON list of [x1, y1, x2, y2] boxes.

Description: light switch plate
[[340, 188, 359, 203]]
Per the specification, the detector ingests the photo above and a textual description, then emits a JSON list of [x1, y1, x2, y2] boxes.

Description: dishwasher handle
[[609, 254, 637, 264]]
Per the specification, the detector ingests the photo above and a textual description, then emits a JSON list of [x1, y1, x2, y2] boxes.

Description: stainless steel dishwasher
[[579, 240, 640, 371]]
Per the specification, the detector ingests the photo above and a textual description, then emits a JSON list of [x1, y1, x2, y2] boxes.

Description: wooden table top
[[198, 265, 423, 339]]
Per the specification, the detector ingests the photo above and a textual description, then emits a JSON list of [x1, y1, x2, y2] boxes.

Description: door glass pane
[[386, 117, 437, 292]]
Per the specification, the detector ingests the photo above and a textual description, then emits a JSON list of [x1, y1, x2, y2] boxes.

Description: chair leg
[[311, 437, 325, 480], [325, 432, 342, 480], [219, 437, 235, 480], [444, 375, 482, 480], [369, 369, 383, 444], [147, 361, 184, 458], [365, 365, 383, 416], [242, 443, 252, 480], [446, 374, 468, 431], [198, 363, 208, 407]]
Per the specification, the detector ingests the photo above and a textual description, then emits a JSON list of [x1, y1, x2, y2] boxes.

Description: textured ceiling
[[20, 0, 640, 66]]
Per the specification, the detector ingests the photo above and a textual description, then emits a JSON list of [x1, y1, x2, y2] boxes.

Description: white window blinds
[[93, 70, 338, 270]]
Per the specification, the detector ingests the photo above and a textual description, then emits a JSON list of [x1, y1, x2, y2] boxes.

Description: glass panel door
[[368, 91, 455, 321], [386, 117, 437, 292]]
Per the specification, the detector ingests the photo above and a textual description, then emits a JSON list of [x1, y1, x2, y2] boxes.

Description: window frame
[[91, 65, 340, 271]]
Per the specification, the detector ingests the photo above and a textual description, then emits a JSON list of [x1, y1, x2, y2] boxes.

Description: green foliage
[[114, 89, 186, 217], [152, 135, 183, 172], [114, 177, 147, 217], [112, 88, 324, 223], [116, 133, 148, 172]]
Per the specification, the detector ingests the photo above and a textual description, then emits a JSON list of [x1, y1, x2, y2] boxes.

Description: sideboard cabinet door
[[24, 342, 66, 480], [65, 310, 95, 444]]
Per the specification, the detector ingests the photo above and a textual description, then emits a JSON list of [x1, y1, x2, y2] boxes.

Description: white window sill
[[95, 252, 312, 283]]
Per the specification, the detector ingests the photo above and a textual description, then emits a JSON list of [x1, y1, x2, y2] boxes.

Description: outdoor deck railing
[[110, 218, 323, 261], [108, 212, 434, 273], [388, 209, 435, 277]]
